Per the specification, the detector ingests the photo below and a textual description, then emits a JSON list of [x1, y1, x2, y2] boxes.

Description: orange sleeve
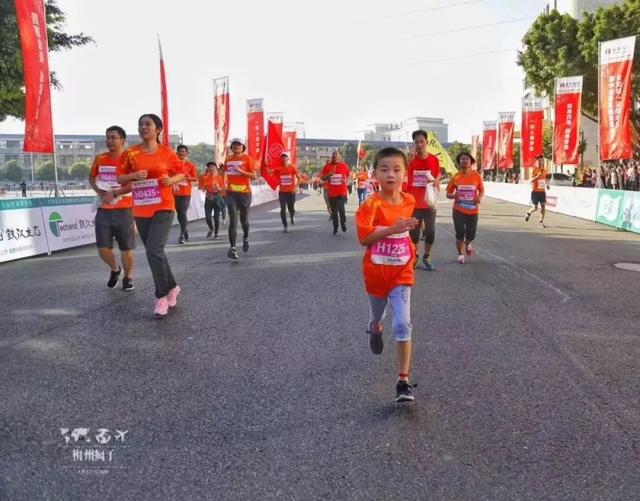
[[446, 176, 457, 195], [168, 151, 183, 176], [90, 156, 100, 178], [356, 198, 378, 243], [118, 150, 133, 175]]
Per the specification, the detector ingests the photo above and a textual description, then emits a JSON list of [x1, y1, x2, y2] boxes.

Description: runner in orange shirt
[[356, 147, 419, 403], [446, 152, 484, 264], [320, 151, 352, 235], [116, 113, 185, 318], [88, 125, 135, 291], [222, 138, 257, 260], [525, 155, 548, 228], [174, 145, 199, 244], [267, 152, 300, 232], [355, 164, 370, 206], [198, 161, 225, 238]]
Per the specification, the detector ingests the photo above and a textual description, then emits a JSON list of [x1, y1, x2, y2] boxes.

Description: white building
[[543, 0, 620, 20], [358, 117, 448, 143]]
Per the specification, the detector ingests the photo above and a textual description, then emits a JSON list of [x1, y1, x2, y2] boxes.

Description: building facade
[[542, 0, 620, 20], [358, 117, 448, 144]]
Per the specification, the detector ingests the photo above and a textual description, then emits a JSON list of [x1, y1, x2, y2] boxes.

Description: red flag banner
[[266, 113, 284, 138], [247, 98, 264, 166], [261, 120, 285, 190], [357, 141, 366, 160], [599, 36, 636, 161], [158, 37, 170, 147], [214, 76, 230, 164], [553, 76, 583, 165], [471, 135, 479, 171], [497, 112, 515, 170], [481, 121, 497, 171], [16, 0, 54, 153], [283, 130, 297, 165], [522, 97, 545, 168]]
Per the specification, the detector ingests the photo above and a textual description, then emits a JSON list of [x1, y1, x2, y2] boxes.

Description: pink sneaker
[[456, 254, 466, 264], [167, 285, 181, 308], [466, 244, 473, 256], [154, 296, 169, 318]]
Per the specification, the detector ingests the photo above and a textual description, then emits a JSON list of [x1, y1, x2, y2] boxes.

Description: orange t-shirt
[[407, 154, 440, 210], [119, 144, 183, 218], [199, 173, 224, 193], [356, 192, 416, 299], [356, 171, 370, 189], [175, 160, 198, 197], [90, 152, 132, 210], [224, 154, 255, 194], [320, 162, 351, 198], [532, 167, 547, 192], [446, 170, 484, 215], [273, 165, 300, 193]]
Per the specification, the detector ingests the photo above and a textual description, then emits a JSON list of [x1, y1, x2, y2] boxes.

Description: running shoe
[[413, 257, 420, 269], [283, 226, 288, 233], [227, 247, 239, 260], [341, 223, 347, 233], [422, 255, 434, 271], [333, 228, 338, 236], [525, 210, 532, 222], [167, 285, 181, 307], [107, 267, 121, 289], [538, 221, 546, 229], [122, 277, 134, 291], [395, 380, 415, 403], [184, 231, 189, 241], [154, 297, 169, 318], [290, 214, 295, 226], [466, 244, 473, 256], [178, 236, 185, 245], [457, 254, 466, 264], [214, 234, 219, 239], [242, 238, 249, 253], [368, 323, 384, 355], [206, 230, 213, 238]]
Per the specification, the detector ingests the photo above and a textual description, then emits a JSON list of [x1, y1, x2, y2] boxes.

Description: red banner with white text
[[521, 98, 544, 167], [481, 121, 497, 171], [261, 120, 285, 190], [15, 0, 54, 153], [247, 98, 264, 166], [283, 130, 297, 165], [599, 36, 636, 161], [553, 76, 582, 165], [497, 112, 515, 170], [214, 77, 230, 164]]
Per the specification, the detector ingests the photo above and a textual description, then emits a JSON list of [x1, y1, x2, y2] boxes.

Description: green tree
[[185, 143, 214, 172], [36, 160, 56, 181], [542, 127, 553, 160], [3, 159, 23, 181], [69, 160, 90, 179], [447, 141, 471, 163], [0, 0, 93, 121], [339, 142, 357, 167]]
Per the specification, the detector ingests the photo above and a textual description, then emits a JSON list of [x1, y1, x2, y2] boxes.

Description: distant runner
[[525, 155, 548, 228]]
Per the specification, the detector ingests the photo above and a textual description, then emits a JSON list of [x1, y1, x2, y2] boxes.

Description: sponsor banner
[[482, 121, 497, 171], [43, 203, 96, 252], [521, 98, 545, 168], [283, 130, 298, 165], [0, 199, 49, 263], [158, 38, 170, 147], [15, 0, 54, 153], [214, 76, 230, 164], [595, 189, 625, 227], [497, 112, 515, 170], [247, 99, 264, 166], [620, 191, 640, 233], [554, 76, 583, 165], [261, 120, 285, 190], [599, 36, 636, 161]]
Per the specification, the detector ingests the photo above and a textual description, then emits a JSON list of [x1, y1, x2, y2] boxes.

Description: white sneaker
[[457, 254, 466, 264]]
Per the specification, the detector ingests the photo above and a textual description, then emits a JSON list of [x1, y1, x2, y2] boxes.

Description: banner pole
[[597, 42, 602, 188], [551, 78, 556, 183]]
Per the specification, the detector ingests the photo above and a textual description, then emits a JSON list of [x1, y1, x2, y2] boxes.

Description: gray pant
[[135, 211, 177, 298], [174, 195, 191, 237]]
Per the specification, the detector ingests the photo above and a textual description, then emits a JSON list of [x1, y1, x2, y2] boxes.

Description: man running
[[175, 145, 198, 244], [525, 154, 548, 228], [267, 152, 301, 233], [88, 125, 135, 291], [406, 130, 441, 270], [320, 151, 351, 235]]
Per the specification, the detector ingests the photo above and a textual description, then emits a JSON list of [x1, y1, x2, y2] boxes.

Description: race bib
[[537, 180, 546, 190], [370, 231, 412, 266], [97, 166, 120, 190], [226, 161, 243, 176], [330, 174, 343, 186], [457, 185, 477, 202], [132, 179, 161, 206], [412, 170, 431, 188], [358, 182, 367, 189], [280, 175, 293, 186]]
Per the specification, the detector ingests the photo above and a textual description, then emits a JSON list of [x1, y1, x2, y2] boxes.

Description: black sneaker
[[368, 323, 383, 355], [184, 231, 189, 241], [525, 211, 532, 222], [333, 228, 338, 236], [341, 224, 347, 233], [227, 247, 239, 260], [242, 238, 249, 253], [178, 236, 185, 244], [395, 380, 415, 403], [107, 267, 121, 288], [122, 277, 135, 291], [206, 230, 213, 238]]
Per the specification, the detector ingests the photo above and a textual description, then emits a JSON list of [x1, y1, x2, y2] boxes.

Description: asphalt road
[[1, 190, 639, 500]]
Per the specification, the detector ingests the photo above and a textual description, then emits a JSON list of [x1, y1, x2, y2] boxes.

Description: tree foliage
[[36, 160, 56, 181], [185, 143, 215, 172], [3, 158, 23, 181], [69, 160, 90, 180], [0, 0, 93, 121]]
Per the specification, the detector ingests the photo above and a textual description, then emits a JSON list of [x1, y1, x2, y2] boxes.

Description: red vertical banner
[[214, 76, 230, 164], [283, 130, 297, 165], [15, 0, 54, 153], [158, 37, 170, 147], [246, 98, 264, 167], [521, 97, 545, 167], [266, 113, 284, 139], [261, 120, 285, 190], [599, 36, 636, 161], [470, 135, 479, 171], [553, 76, 583, 165], [497, 112, 515, 170], [481, 121, 497, 171]]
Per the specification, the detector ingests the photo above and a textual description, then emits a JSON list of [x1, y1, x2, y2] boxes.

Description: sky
[[0, 0, 548, 144]]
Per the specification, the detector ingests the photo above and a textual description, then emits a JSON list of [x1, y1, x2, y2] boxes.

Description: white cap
[[230, 137, 245, 146]]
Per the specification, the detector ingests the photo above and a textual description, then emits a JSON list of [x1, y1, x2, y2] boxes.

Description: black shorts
[[531, 191, 546, 207], [225, 191, 252, 209], [95, 208, 136, 251], [452, 210, 478, 242]]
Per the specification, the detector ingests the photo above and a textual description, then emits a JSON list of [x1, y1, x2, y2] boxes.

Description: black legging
[[204, 194, 225, 235], [279, 192, 295, 226], [452, 210, 478, 242], [226, 192, 251, 247], [329, 196, 347, 231], [174, 195, 191, 237]]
